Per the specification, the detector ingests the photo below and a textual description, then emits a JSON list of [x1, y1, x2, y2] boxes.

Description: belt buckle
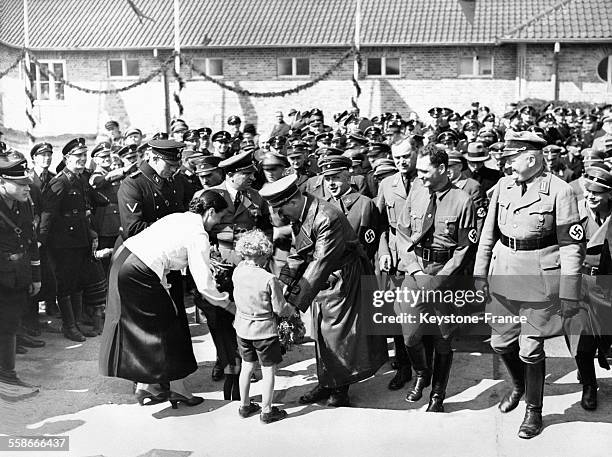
[[422, 247, 431, 262], [508, 237, 517, 251], [591, 266, 599, 276], [8, 253, 19, 261]]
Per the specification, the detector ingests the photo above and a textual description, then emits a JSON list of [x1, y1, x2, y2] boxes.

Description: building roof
[[0, 0, 610, 51]]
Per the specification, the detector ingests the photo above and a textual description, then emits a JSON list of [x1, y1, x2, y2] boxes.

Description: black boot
[[405, 343, 431, 402], [518, 360, 545, 439], [327, 385, 350, 407], [0, 334, 37, 389], [575, 352, 598, 410], [72, 292, 97, 338], [299, 384, 332, 404], [223, 374, 240, 400], [91, 307, 104, 336], [389, 339, 412, 390], [426, 351, 453, 412], [212, 358, 224, 381], [44, 300, 60, 317], [498, 350, 525, 413], [57, 296, 85, 342]]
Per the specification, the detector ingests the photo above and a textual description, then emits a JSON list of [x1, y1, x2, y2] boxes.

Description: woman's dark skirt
[[99, 246, 197, 383]]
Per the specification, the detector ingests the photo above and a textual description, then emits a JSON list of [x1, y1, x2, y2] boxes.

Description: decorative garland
[[27, 52, 175, 94], [0, 51, 25, 80], [186, 47, 358, 98], [351, 51, 362, 111]]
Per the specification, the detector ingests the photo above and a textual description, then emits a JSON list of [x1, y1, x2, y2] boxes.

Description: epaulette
[[129, 170, 142, 178]]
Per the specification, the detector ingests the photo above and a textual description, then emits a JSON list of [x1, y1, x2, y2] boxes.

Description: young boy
[[233, 229, 294, 423]]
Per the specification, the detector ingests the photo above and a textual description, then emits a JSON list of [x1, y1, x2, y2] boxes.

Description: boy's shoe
[[260, 406, 288, 424], [238, 402, 261, 418]]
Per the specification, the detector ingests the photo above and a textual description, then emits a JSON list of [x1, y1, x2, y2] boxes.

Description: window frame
[[366, 56, 401, 78], [458, 54, 494, 78], [277, 57, 311, 78], [192, 57, 225, 78], [596, 55, 612, 89], [108, 58, 140, 79], [29, 59, 67, 103]]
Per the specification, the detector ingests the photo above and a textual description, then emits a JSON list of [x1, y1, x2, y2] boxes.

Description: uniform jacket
[[208, 181, 272, 264], [0, 196, 40, 290], [117, 161, 185, 239], [465, 166, 502, 194], [569, 177, 585, 201], [376, 172, 413, 270], [278, 195, 387, 387], [232, 262, 293, 340], [39, 169, 98, 248], [176, 165, 203, 206], [592, 133, 611, 153], [396, 180, 477, 282], [474, 169, 585, 301], [90, 168, 121, 238], [324, 188, 380, 260]]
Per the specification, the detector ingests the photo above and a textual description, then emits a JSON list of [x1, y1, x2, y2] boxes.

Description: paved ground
[[1, 304, 611, 457]]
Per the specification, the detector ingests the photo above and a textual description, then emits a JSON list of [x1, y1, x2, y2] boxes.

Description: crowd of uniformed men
[[1, 101, 612, 439]]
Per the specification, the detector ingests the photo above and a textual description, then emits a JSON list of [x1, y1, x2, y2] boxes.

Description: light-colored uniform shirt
[[124, 211, 231, 311]]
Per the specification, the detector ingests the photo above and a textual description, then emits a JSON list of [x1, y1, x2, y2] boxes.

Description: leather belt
[[414, 246, 453, 263], [62, 209, 85, 217], [499, 233, 557, 251], [2, 252, 24, 261], [581, 264, 600, 276]]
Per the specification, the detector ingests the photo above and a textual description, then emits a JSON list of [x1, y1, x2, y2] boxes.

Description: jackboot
[[498, 350, 525, 413], [405, 342, 431, 402], [91, 307, 104, 336], [327, 385, 350, 407], [518, 359, 545, 439], [426, 351, 453, 412], [44, 300, 60, 317], [388, 340, 412, 390], [575, 352, 598, 410], [71, 292, 98, 338], [57, 296, 85, 342]]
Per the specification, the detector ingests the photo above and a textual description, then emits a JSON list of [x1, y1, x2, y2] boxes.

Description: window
[[459, 55, 493, 77], [278, 57, 310, 77], [597, 56, 612, 86], [29, 61, 65, 101], [193, 58, 224, 77], [366, 57, 400, 76], [108, 59, 140, 78]]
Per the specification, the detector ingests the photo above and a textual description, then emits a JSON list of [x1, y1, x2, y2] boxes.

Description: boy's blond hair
[[235, 229, 273, 259]]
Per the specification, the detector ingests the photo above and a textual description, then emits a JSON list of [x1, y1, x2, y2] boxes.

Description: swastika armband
[[557, 222, 585, 245]]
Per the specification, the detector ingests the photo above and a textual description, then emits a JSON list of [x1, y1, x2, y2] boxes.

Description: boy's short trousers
[[237, 335, 282, 366]]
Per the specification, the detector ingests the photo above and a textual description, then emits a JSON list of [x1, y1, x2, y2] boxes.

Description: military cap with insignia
[[315, 146, 344, 158], [580, 114, 598, 123], [227, 115, 242, 126], [536, 113, 555, 124], [462, 109, 479, 120], [212, 131, 231, 143], [310, 108, 324, 119], [583, 165, 612, 193], [462, 120, 481, 131], [543, 144, 565, 158], [385, 119, 404, 134], [477, 127, 498, 146], [346, 132, 368, 147], [260, 174, 301, 208], [364, 126, 383, 140], [553, 106, 570, 117], [219, 150, 256, 173], [334, 111, 350, 125], [428, 107, 445, 118], [182, 147, 205, 161], [315, 132, 333, 143], [269, 135, 288, 148], [30, 142, 53, 158], [482, 113, 496, 123], [240, 139, 256, 153], [104, 120, 119, 130], [147, 139, 184, 162], [182, 129, 200, 142], [582, 148, 605, 165], [564, 135, 584, 148], [502, 130, 548, 157], [479, 105, 491, 114], [195, 155, 222, 176], [525, 125, 547, 139], [366, 142, 391, 158], [331, 133, 347, 149], [519, 105, 536, 115], [198, 127, 212, 138], [343, 112, 359, 126], [437, 130, 459, 144], [151, 131, 169, 140], [287, 141, 311, 157], [370, 116, 381, 125], [602, 114, 612, 124], [118, 143, 139, 159], [489, 141, 506, 158], [136, 142, 150, 155], [171, 119, 188, 133], [448, 112, 461, 122], [243, 123, 257, 136], [124, 127, 142, 138], [261, 151, 289, 169], [465, 142, 490, 162], [343, 149, 366, 167], [288, 108, 298, 116], [62, 138, 88, 156], [0, 149, 32, 184], [91, 141, 112, 158], [318, 155, 352, 176]]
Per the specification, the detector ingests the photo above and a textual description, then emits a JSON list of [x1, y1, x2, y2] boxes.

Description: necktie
[[41, 171, 48, 187], [409, 192, 437, 249], [595, 212, 602, 226], [233, 190, 242, 209], [520, 181, 527, 196]]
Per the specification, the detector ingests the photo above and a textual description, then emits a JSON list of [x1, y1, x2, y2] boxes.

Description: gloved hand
[[560, 299, 580, 319], [379, 255, 392, 273]]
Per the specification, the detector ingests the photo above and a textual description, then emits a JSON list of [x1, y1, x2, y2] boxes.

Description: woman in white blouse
[[99, 190, 234, 408]]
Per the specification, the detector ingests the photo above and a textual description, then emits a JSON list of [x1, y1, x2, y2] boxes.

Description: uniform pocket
[[498, 200, 510, 225], [410, 212, 423, 234], [436, 215, 458, 237], [386, 202, 397, 225], [528, 203, 554, 233]]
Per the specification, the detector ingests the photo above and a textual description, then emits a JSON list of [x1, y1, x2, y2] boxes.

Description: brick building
[[0, 0, 611, 137]]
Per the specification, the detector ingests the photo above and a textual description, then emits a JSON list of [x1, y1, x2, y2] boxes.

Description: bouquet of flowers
[[278, 311, 307, 354], [209, 248, 236, 301]]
